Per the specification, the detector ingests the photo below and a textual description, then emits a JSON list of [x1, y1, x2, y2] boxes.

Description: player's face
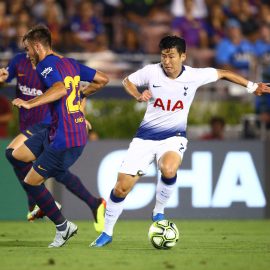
[[161, 48, 186, 79], [23, 39, 40, 67]]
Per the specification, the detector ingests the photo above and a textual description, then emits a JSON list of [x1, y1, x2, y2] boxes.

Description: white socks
[[103, 176, 176, 236], [153, 179, 176, 216], [103, 197, 125, 236]]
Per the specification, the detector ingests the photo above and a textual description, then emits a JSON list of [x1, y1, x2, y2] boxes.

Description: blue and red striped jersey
[[6, 53, 50, 131], [36, 54, 96, 150]]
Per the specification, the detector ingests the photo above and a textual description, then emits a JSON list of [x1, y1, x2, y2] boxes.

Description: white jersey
[[128, 63, 219, 140]]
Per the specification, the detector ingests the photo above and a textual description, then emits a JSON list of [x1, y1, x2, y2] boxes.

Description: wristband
[[246, 81, 258, 93]]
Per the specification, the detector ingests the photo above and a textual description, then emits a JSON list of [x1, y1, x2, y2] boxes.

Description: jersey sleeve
[[6, 54, 22, 83], [128, 65, 152, 87], [36, 59, 62, 88], [195, 67, 219, 86], [79, 63, 96, 82]]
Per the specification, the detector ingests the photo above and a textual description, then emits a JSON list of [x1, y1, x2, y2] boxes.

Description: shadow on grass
[[0, 240, 49, 247]]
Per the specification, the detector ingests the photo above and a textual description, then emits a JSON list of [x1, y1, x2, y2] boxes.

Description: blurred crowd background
[[1, 0, 270, 140]]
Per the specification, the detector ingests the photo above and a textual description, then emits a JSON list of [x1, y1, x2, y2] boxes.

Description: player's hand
[[12, 98, 32, 109], [136, 90, 152, 102], [85, 119, 92, 133], [0, 68, 9, 83], [254, 83, 270, 96]]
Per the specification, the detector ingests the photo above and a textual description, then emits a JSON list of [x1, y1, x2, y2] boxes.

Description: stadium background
[[0, 2, 270, 270], [1, 0, 270, 220]]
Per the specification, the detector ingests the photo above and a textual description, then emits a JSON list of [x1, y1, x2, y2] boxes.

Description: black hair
[[23, 24, 52, 48], [159, 35, 186, 54]]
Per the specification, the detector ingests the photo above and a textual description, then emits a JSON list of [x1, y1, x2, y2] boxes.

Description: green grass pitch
[[0, 220, 269, 270]]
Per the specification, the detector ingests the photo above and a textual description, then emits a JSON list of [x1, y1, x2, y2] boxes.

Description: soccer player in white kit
[[91, 35, 270, 247]]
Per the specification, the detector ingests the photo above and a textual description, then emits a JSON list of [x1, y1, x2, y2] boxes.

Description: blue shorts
[[24, 129, 85, 179], [24, 128, 50, 158], [22, 123, 50, 138]]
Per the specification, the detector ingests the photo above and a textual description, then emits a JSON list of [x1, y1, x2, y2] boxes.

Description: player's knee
[[114, 185, 129, 198], [24, 175, 44, 186], [114, 175, 134, 197], [5, 147, 30, 169], [5, 148, 15, 165], [163, 172, 176, 179], [160, 166, 177, 179], [23, 179, 39, 188], [24, 178, 36, 186]]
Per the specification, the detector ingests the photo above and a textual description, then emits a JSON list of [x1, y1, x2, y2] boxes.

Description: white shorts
[[119, 136, 188, 176]]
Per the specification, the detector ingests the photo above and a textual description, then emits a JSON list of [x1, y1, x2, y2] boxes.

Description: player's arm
[[0, 68, 9, 85], [122, 77, 152, 102], [79, 63, 109, 96], [12, 81, 66, 109], [80, 96, 87, 114], [82, 71, 109, 96], [13, 58, 69, 109], [217, 69, 270, 96], [1, 54, 22, 86], [79, 64, 107, 131], [80, 97, 92, 132]]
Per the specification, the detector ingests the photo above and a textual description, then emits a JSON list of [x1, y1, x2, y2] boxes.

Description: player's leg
[[153, 136, 188, 221], [6, 139, 37, 216], [24, 142, 84, 247], [24, 168, 65, 223], [105, 172, 139, 234], [153, 151, 181, 221], [6, 128, 56, 221], [6, 129, 71, 245], [6, 123, 50, 216], [23, 167, 77, 248], [91, 138, 154, 247], [55, 170, 106, 232], [11, 133, 64, 225], [42, 145, 87, 247], [90, 172, 140, 247], [5, 133, 36, 211], [7, 133, 28, 149]]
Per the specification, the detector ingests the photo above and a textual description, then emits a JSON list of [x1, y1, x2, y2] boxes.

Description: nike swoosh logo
[[62, 227, 70, 240], [37, 165, 47, 171], [26, 130, 33, 136], [18, 73, 25, 77], [153, 84, 161, 88]]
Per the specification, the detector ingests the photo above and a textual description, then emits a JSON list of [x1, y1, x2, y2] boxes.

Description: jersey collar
[[161, 64, 186, 78]]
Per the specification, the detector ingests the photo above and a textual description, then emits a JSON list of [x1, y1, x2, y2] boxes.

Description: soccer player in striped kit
[[0, 53, 106, 233], [8, 24, 109, 247], [0, 53, 52, 217], [91, 35, 270, 247]]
